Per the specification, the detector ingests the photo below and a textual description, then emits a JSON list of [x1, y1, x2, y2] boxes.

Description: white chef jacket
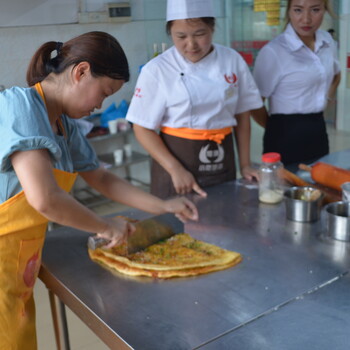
[[253, 24, 340, 115], [126, 44, 263, 130]]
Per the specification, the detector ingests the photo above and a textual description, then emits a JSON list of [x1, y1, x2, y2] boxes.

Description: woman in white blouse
[[252, 0, 341, 172]]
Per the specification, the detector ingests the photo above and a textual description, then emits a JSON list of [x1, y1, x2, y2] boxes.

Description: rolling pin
[[299, 162, 350, 192]]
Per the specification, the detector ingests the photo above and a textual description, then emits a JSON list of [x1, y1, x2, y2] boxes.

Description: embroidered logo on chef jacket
[[224, 73, 238, 100], [225, 86, 235, 100], [198, 143, 224, 172], [134, 87, 142, 98], [224, 73, 237, 84]]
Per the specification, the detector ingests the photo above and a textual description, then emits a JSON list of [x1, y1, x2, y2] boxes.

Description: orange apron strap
[[34, 82, 45, 103], [34, 82, 67, 138], [160, 126, 232, 144]]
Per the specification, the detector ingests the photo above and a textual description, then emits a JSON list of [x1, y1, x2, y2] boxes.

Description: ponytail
[[26, 31, 129, 86], [26, 41, 61, 86]]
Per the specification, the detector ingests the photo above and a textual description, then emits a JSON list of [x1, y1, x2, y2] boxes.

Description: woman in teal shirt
[[0, 31, 198, 349]]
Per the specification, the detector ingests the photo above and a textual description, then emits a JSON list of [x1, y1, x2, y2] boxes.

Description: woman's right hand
[[163, 196, 199, 223], [96, 217, 136, 248], [170, 167, 207, 197]]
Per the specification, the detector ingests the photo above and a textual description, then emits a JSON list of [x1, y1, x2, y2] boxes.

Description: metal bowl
[[325, 201, 350, 242], [284, 186, 324, 222]]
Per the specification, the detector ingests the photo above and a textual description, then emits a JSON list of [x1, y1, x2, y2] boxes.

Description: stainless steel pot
[[325, 201, 350, 242], [284, 186, 324, 222]]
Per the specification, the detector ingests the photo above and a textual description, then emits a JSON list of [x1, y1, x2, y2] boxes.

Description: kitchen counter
[[39, 178, 350, 350], [201, 272, 350, 349]]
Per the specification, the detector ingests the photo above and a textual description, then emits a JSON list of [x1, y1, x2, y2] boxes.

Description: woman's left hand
[[163, 197, 199, 223], [241, 165, 259, 181]]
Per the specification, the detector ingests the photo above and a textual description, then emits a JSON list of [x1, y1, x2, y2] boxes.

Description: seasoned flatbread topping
[[89, 230, 242, 279]]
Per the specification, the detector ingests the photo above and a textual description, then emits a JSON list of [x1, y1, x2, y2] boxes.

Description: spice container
[[258, 152, 284, 204], [325, 201, 350, 241], [284, 186, 323, 222]]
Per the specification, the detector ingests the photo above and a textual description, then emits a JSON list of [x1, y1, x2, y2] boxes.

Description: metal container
[[325, 201, 350, 242], [284, 186, 324, 222]]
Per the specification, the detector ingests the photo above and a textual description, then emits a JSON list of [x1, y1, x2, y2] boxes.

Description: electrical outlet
[[89, 12, 108, 23], [78, 11, 108, 24]]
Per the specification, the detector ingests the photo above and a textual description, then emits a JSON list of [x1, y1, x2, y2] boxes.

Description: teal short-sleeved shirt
[[0, 86, 99, 203]]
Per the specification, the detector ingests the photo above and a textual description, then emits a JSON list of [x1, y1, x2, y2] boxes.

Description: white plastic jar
[[258, 152, 284, 204]]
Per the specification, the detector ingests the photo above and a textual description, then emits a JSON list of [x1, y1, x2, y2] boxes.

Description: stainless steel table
[[201, 273, 350, 349], [39, 178, 350, 350]]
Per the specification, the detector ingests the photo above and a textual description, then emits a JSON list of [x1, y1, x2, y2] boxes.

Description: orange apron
[[0, 168, 77, 350], [0, 82, 77, 349]]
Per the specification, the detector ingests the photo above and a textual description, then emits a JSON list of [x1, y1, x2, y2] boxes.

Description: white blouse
[[253, 24, 340, 115]]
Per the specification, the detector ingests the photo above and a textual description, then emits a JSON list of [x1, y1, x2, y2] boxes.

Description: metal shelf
[[74, 130, 150, 208], [87, 128, 133, 143], [98, 151, 149, 170]]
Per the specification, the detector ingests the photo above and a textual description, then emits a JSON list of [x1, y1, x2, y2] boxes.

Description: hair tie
[[56, 42, 63, 55]]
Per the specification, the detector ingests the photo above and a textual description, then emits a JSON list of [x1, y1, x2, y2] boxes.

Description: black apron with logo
[[151, 132, 236, 199]]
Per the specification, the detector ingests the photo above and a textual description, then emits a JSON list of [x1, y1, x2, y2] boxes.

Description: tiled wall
[[0, 8, 226, 112], [0, 22, 149, 110], [0, 0, 348, 132]]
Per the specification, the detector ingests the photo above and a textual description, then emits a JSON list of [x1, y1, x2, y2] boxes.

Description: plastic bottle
[[161, 42, 167, 53], [152, 43, 159, 58], [258, 152, 284, 204]]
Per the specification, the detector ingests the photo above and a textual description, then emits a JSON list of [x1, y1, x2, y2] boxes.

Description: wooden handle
[[281, 168, 309, 187], [298, 163, 312, 172]]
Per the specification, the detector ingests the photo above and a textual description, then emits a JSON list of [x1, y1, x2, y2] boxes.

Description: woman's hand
[[163, 196, 199, 223], [170, 167, 207, 197], [241, 165, 259, 181], [132, 125, 207, 197], [96, 216, 136, 248]]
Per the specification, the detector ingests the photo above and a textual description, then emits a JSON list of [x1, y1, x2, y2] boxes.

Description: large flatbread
[[89, 231, 242, 279]]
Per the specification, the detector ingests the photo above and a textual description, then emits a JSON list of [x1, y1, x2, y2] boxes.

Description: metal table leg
[[48, 290, 71, 350]]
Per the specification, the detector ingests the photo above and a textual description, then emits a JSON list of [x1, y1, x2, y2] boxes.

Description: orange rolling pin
[[299, 162, 350, 192]]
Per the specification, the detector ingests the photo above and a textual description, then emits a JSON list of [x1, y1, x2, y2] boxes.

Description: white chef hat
[[166, 0, 214, 22]]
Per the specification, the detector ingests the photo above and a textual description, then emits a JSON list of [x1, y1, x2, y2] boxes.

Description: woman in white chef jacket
[[126, 0, 263, 199], [252, 0, 341, 172]]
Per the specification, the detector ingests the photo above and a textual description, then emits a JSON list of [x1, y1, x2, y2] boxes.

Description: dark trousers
[[263, 112, 329, 169]]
